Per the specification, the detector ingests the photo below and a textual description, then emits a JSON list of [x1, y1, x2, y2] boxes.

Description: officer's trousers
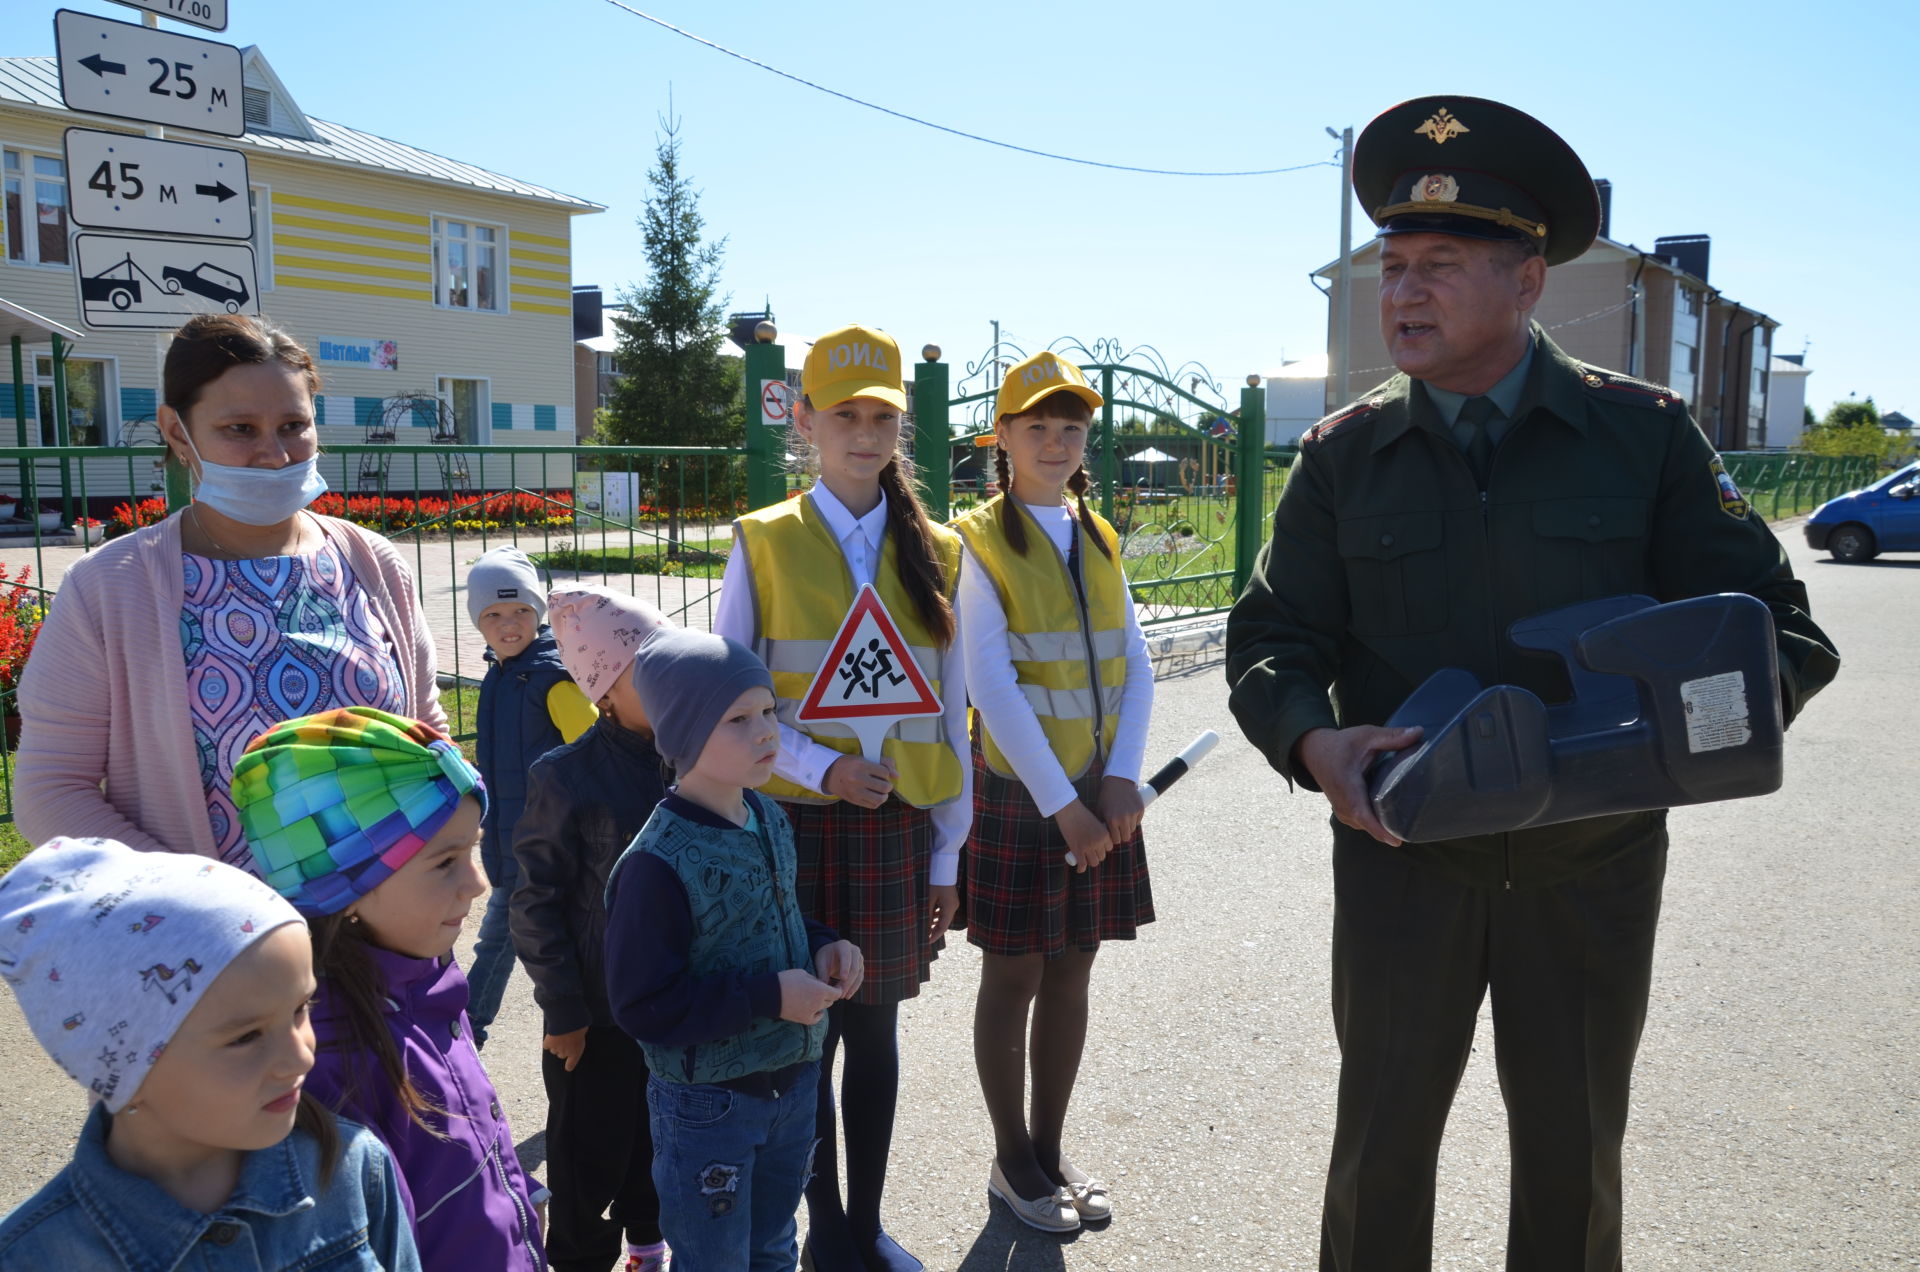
[[1319, 832, 1667, 1272]]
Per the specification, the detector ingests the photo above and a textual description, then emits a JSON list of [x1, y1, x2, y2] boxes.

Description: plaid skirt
[[963, 745, 1154, 959], [782, 797, 942, 1006]]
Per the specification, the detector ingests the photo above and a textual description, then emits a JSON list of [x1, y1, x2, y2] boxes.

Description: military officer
[[1223, 96, 1839, 1271]]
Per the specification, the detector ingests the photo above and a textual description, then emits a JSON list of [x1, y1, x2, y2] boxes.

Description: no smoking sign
[[760, 379, 792, 428]]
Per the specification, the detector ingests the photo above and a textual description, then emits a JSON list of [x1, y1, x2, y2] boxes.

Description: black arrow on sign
[[78, 54, 126, 78], [195, 182, 237, 203]]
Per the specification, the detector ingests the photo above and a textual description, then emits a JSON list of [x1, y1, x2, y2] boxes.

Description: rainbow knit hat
[[231, 707, 486, 916]]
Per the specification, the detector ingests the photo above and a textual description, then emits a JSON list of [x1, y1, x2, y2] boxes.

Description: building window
[[4, 149, 71, 267], [432, 217, 503, 312], [1670, 286, 1701, 406], [1748, 325, 1770, 439], [33, 355, 115, 446], [249, 186, 272, 289], [243, 86, 272, 131]]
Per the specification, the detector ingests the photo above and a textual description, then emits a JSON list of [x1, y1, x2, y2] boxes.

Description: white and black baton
[[1065, 730, 1220, 866]]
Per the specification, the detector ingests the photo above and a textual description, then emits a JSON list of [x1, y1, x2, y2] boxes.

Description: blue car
[[1804, 460, 1920, 562]]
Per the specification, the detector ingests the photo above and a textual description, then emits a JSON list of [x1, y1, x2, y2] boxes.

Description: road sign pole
[[743, 335, 786, 512], [10, 336, 27, 515], [50, 335, 73, 525]]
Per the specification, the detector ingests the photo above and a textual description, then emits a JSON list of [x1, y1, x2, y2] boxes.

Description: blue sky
[[21, 0, 1916, 421]]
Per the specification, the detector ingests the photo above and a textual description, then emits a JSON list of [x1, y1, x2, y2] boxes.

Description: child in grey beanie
[[628, 628, 775, 774], [466, 545, 547, 626]]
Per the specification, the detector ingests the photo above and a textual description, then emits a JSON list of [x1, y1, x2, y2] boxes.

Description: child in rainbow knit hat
[[232, 705, 545, 1270]]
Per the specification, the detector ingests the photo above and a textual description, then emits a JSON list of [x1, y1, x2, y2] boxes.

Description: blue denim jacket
[[0, 1104, 421, 1272]]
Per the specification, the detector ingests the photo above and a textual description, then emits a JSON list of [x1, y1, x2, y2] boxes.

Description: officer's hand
[[824, 756, 896, 808], [1056, 800, 1113, 872], [1293, 725, 1423, 847]]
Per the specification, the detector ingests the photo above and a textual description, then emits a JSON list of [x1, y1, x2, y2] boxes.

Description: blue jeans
[[647, 1064, 819, 1272], [466, 869, 517, 1045]]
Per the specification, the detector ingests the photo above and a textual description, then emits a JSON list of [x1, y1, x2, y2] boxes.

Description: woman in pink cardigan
[[15, 314, 444, 872]]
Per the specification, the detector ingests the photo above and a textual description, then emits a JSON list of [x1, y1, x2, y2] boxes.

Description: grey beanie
[[629, 629, 774, 774], [467, 546, 547, 625]]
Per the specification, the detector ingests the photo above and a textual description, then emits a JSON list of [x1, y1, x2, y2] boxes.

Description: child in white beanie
[[0, 837, 420, 1270], [464, 545, 597, 1048]]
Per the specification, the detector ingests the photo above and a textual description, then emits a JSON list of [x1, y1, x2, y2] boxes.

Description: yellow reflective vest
[[951, 497, 1128, 781], [734, 494, 964, 807]]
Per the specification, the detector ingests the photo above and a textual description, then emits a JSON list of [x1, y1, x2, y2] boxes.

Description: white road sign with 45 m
[[64, 129, 251, 240]]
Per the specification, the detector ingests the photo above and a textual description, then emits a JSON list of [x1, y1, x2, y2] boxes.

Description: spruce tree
[[600, 112, 742, 548]]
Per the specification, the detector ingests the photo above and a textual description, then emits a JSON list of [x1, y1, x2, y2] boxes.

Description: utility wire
[[592, 0, 1336, 179]]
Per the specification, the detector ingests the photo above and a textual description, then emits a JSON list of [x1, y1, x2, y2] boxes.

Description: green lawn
[[531, 538, 728, 578]]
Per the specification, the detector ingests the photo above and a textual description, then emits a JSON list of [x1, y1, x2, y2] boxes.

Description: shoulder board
[[1304, 397, 1384, 444], [1578, 366, 1685, 413]]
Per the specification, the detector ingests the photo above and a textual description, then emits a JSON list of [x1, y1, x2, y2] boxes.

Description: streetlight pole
[[1326, 126, 1353, 409]]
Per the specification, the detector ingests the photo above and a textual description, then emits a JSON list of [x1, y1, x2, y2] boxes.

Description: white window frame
[[31, 349, 120, 447], [431, 213, 508, 314], [249, 182, 272, 290], [437, 375, 493, 445], [3, 145, 73, 270]]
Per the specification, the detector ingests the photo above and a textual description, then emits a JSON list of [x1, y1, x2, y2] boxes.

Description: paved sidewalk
[[0, 527, 1913, 1268]]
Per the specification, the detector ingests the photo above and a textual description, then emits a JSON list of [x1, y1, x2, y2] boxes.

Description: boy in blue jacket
[[465, 546, 595, 1047], [606, 629, 862, 1272]]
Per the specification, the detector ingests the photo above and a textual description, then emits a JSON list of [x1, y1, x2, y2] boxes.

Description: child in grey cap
[[0, 837, 420, 1269], [604, 629, 863, 1269]]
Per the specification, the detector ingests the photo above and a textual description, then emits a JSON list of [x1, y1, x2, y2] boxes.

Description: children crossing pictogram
[[796, 585, 941, 760]]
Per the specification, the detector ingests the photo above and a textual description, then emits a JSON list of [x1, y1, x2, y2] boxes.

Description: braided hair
[[993, 390, 1113, 561]]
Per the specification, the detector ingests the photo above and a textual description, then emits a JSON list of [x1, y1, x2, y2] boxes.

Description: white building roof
[[0, 54, 602, 213]]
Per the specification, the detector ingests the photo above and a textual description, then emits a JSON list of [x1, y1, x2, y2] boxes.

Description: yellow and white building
[[0, 45, 601, 499]]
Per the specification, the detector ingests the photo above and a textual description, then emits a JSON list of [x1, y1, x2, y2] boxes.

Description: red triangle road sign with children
[[797, 585, 941, 760]]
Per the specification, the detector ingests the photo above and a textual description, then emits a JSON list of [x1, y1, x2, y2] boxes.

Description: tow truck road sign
[[64, 129, 251, 239], [73, 231, 258, 330], [55, 9, 243, 137], [108, 0, 229, 33]]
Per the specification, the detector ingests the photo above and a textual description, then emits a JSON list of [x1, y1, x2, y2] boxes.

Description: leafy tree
[[1800, 397, 1899, 463], [599, 112, 742, 548]]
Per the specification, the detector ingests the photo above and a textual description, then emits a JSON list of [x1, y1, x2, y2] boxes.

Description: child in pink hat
[[511, 586, 676, 1272]]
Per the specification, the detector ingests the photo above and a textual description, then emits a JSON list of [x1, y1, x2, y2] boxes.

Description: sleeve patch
[[1709, 455, 1749, 520]]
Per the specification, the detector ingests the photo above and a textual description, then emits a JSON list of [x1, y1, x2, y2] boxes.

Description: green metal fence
[[1719, 452, 1879, 521], [0, 433, 1889, 846]]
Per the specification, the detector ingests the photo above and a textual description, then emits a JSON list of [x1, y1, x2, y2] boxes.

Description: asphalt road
[[0, 521, 1913, 1269]]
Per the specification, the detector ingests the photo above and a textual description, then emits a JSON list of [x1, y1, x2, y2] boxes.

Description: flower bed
[[0, 564, 46, 701]]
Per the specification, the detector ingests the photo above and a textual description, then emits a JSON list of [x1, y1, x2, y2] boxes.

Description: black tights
[[973, 948, 1098, 1199], [806, 998, 901, 1251]]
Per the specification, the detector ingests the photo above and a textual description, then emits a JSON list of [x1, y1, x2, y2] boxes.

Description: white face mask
[[180, 429, 328, 526]]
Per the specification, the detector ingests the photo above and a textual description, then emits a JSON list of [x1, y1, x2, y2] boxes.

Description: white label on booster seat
[[1679, 670, 1751, 753]]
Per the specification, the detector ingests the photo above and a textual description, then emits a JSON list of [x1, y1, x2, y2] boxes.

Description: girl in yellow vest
[[712, 323, 969, 1272], [949, 350, 1156, 1234]]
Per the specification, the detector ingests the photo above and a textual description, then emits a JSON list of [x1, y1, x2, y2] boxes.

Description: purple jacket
[[307, 946, 544, 1272]]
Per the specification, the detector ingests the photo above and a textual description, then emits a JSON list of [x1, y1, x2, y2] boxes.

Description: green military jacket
[[1224, 329, 1839, 887]]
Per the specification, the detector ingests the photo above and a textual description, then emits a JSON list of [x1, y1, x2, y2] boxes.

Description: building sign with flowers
[[317, 337, 399, 371]]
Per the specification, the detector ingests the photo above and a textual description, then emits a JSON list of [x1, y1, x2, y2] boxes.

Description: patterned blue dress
[[182, 541, 407, 873]]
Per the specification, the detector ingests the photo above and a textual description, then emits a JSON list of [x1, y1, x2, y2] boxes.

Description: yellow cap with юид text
[[802, 324, 907, 412], [996, 350, 1104, 420]]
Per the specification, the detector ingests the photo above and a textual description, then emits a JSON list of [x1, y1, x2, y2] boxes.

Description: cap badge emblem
[[1414, 108, 1470, 145], [1410, 173, 1460, 203]]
